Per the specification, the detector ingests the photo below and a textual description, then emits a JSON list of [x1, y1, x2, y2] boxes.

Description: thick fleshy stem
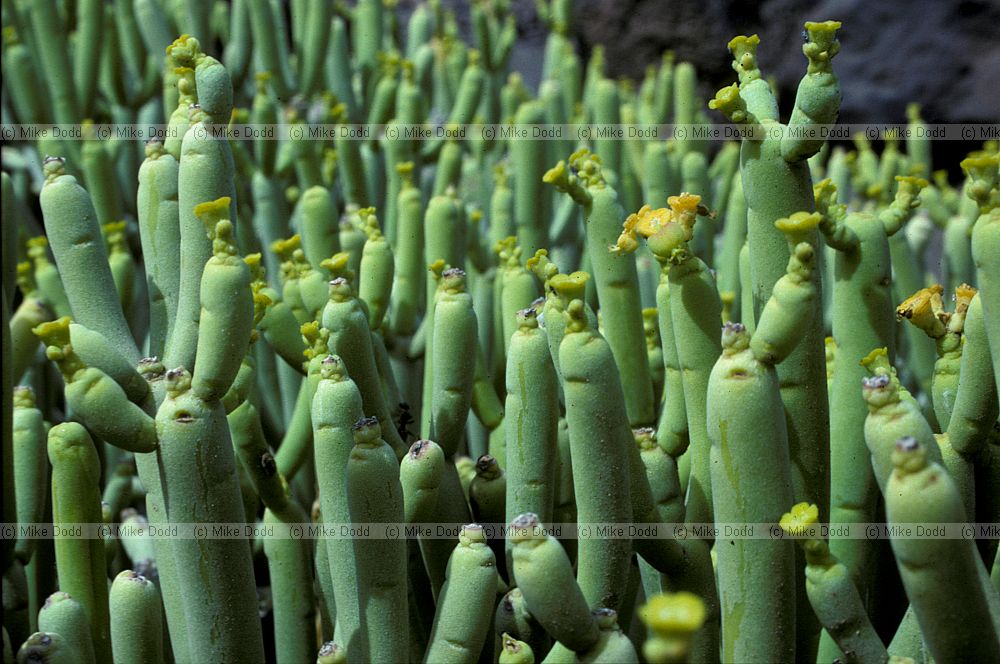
[[356, 207, 394, 330], [311, 355, 364, 656], [424, 525, 498, 663], [964, 154, 1000, 419], [470, 455, 505, 522], [896, 284, 976, 430], [40, 157, 139, 365], [711, 28, 838, 562], [543, 608, 639, 662], [388, 162, 425, 337], [47, 423, 110, 662], [946, 293, 998, 457], [419, 194, 466, 434], [34, 317, 157, 453], [191, 198, 254, 402], [262, 500, 316, 664], [546, 149, 655, 428], [109, 571, 164, 664], [16, 632, 78, 664], [321, 270, 407, 459], [12, 387, 46, 564], [510, 513, 599, 652], [706, 321, 797, 663], [346, 416, 408, 662], [504, 307, 558, 578], [37, 592, 96, 664], [783, 21, 843, 161], [614, 195, 720, 525], [884, 437, 1000, 661], [137, 139, 181, 359], [713, 217, 817, 659], [512, 101, 550, 256], [228, 394, 315, 664], [167, 92, 238, 370], [29, 0, 79, 127], [780, 503, 888, 664], [430, 267, 478, 457], [861, 348, 943, 494], [557, 299, 633, 612], [494, 587, 551, 661], [154, 367, 264, 662], [26, 236, 71, 318], [400, 439, 446, 524], [496, 237, 540, 359], [815, 175, 923, 612], [750, 213, 821, 365]]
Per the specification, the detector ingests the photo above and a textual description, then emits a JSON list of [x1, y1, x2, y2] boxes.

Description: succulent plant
[[1, 2, 997, 663]]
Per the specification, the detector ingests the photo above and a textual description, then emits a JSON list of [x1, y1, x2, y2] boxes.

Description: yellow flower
[[780, 502, 819, 537], [954, 283, 977, 315], [614, 205, 669, 254], [667, 193, 702, 217], [640, 591, 706, 638], [896, 285, 946, 338], [635, 205, 673, 237]]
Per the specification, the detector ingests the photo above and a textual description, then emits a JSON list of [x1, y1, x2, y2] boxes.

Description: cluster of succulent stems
[[1, 2, 999, 664]]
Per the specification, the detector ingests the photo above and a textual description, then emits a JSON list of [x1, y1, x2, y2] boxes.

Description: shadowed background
[[398, 0, 1000, 175]]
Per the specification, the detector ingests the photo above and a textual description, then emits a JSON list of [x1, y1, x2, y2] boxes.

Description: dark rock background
[[408, 0, 1000, 173], [570, 0, 1000, 125], [413, 0, 1000, 123]]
